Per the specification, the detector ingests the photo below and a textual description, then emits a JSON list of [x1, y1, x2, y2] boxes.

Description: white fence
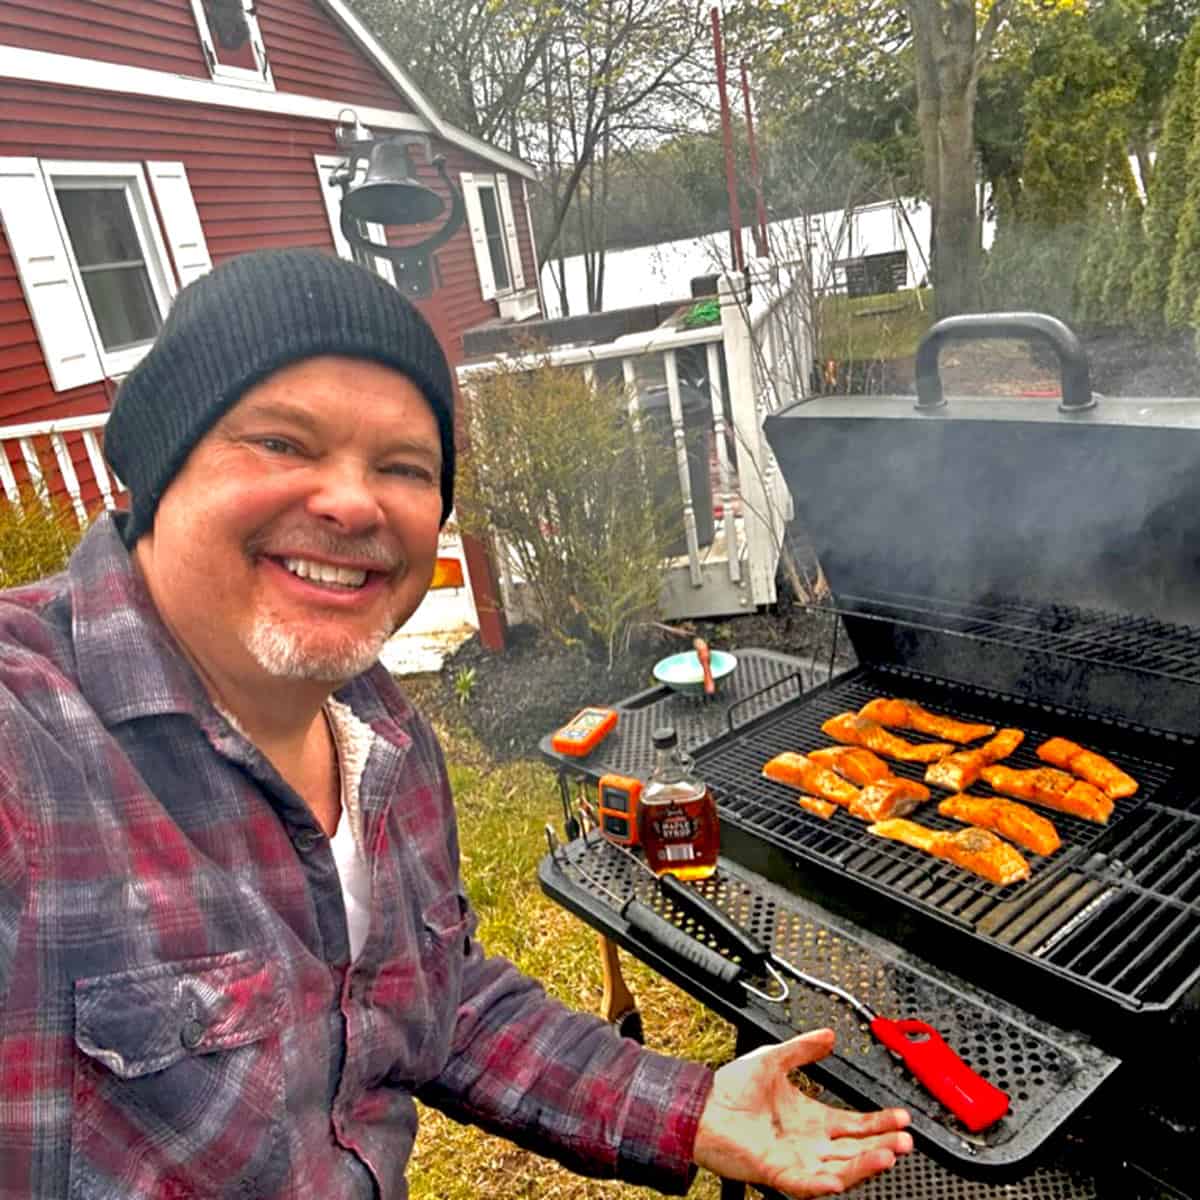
[[458, 264, 810, 620], [0, 411, 122, 525]]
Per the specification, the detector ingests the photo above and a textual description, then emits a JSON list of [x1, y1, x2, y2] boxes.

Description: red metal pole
[[711, 6, 744, 272], [740, 61, 770, 259]]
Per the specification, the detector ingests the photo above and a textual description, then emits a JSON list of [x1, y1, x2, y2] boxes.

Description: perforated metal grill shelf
[[695, 662, 1200, 1023], [538, 648, 805, 782], [539, 835, 1118, 1176]]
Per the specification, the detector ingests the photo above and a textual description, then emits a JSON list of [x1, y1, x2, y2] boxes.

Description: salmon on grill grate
[[859, 697, 997, 744], [821, 713, 955, 763]]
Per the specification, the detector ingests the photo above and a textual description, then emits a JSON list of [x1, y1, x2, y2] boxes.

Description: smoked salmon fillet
[[938, 793, 1061, 856], [763, 753, 926, 819], [758, 756, 838, 817], [793, 794, 838, 819], [821, 713, 954, 764], [868, 818, 1031, 886], [851, 777, 930, 821], [1036, 737, 1138, 799], [762, 752, 860, 805], [808, 746, 893, 785], [925, 728, 1025, 791], [980, 765, 1113, 823], [859, 698, 996, 744]]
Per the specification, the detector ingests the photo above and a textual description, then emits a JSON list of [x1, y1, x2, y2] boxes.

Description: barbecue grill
[[541, 316, 1200, 1199]]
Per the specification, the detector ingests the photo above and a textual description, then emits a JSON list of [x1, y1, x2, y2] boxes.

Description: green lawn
[[405, 694, 734, 1199], [818, 287, 935, 364]]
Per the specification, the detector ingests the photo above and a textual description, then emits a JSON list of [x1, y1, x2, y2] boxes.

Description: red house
[[0, 0, 543, 647]]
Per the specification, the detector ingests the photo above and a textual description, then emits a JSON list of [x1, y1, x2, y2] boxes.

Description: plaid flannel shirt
[[0, 515, 712, 1198]]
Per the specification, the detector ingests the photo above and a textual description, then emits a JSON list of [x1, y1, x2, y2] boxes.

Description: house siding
[[0, 0, 415, 114], [0, 79, 535, 495]]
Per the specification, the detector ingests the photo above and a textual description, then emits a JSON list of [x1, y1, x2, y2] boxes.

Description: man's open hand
[[692, 1028, 913, 1197]]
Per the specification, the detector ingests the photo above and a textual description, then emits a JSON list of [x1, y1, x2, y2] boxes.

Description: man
[[0, 249, 911, 1198]]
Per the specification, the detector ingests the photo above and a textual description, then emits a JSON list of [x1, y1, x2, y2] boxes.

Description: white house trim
[[0, 43, 535, 181], [0, 45, 427, 135], [188, 0, 274, 91]]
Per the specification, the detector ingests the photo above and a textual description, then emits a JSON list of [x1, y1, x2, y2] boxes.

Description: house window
[[54, 188, 162, 354], [476, 183, 511, 293], [461, 171, 526, 302], [45, 165, 175, 377], [190, 0, 273, 89]]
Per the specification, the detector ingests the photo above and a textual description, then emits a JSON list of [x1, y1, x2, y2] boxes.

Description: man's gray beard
[[242, 617, 390, 682]]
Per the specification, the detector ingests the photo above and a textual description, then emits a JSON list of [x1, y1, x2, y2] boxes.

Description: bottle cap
[[652, 726, 678, 750]]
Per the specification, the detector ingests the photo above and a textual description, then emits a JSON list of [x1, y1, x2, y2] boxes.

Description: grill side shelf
[[539, 836, 1120, 1176], [693, 664, 1200, 1024]]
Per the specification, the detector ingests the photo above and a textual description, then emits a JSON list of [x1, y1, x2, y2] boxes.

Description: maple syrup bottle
[[638, 726, 720, 880]]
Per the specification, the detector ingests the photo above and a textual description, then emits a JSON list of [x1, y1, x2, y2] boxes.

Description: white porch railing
[[457, 264, 813, 620], [0, 411, 122, 527]]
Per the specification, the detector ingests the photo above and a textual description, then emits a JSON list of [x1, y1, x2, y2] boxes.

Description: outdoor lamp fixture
[[329, 109, 465, 299]]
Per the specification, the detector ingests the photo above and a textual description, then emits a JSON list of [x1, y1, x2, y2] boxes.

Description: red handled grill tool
[[595, 835, 1009, 1133], [768, 955, 1010, 1133]]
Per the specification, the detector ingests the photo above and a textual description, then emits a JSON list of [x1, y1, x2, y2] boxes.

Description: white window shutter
[[0, 157, 103, 392], [460, 172, 496, 300], [496, 175, 525, 291], [312, 155, 395, 285], [145, 161, 212, 288]]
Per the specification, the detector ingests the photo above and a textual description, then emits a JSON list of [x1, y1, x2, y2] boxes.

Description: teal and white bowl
[[652, 650, 738, 696]]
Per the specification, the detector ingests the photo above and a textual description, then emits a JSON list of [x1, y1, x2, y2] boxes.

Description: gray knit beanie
[[105, 248, 455, 541]]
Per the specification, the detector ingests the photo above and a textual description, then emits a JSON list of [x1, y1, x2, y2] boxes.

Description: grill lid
[[763, 314, 1200, 730]]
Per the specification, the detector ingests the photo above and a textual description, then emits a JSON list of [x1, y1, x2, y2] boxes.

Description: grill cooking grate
[[695, 664, 1199, 1011], [543, 836, 1118, 1173], [829, 589, 1200, 685]]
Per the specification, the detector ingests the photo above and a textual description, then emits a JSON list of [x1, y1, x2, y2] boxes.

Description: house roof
[[316, 0, 536, 181]]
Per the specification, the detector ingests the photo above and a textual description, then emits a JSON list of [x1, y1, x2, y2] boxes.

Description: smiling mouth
[[279, 556, 371, 590]]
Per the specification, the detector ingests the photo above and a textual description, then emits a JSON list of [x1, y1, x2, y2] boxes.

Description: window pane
[[80, 264, 162, 351], [54, 184, 163, 352], [56, 188, 144, 266], [478, 186, 511, 292], [202, 0, 259, 71]]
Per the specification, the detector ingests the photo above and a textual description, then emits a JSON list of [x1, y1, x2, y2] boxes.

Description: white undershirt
[[325, 700, 375, 961]]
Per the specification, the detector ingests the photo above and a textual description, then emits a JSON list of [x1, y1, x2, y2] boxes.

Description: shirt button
[[293, 827, 324, 853], [180, 1019, 206, 1050]]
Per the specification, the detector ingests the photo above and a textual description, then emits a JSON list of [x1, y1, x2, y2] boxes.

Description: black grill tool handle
[[621, 897, 744, 986], [656, 873, 771, 974], [915, 312, 1094, 414]]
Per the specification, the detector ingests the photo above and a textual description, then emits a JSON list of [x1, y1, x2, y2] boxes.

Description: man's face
[[135, 355, 444, 689]]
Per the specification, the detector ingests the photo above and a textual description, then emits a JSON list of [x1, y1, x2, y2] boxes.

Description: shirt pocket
[[70, 949, 289, 1199]]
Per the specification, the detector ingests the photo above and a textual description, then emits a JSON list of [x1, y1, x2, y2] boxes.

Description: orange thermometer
[[597, 774, 643, 845], [551, 706, 618, 758]]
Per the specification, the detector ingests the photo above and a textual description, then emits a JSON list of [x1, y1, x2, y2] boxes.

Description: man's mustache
[[249, 526, 402, 571]]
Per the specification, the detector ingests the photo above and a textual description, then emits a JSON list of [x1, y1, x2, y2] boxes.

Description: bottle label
[[653, 813, 698, 842], [662, 844, 696, 861]]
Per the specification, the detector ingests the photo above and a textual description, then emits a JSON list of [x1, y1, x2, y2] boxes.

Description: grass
[[404, 686, 735, 1200], [817, 288, 934, 364]]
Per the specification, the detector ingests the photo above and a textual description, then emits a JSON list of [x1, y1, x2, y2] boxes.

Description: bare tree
[[532, 0, 713, 310], [349, 0, 557, 154]]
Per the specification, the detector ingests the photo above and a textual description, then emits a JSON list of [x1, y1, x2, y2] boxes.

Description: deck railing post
[[719, 270, 777, 608]]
